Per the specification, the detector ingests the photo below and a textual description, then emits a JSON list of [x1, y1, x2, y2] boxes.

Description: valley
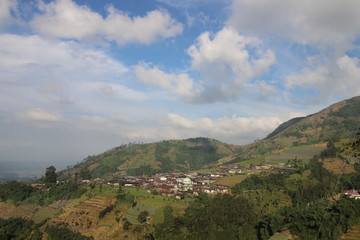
[[0, 95, 359, 239]]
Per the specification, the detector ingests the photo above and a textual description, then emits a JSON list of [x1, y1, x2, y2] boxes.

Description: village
[[77, 164, 293, 198]]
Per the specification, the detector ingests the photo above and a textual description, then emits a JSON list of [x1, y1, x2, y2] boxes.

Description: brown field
[[321, 158, 355, 174], [0, 202, 37, 220], [214, 174, 248, 187]]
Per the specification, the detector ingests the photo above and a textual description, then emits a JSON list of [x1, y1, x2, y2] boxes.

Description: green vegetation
[[234, 172, 286, 192], [137, 210, 149, 223], [265, 117, 306, 139], [330, 96, 360, 118], [98, 204, 115, 219], [0, 218, 42, 240], [154, 193, 257, 240], [48, 181, 86, 202], [46, 225, 93, 240], [59, 137, 238, 178], [44, 166, 57, 187], [0, 181, 35, 203]]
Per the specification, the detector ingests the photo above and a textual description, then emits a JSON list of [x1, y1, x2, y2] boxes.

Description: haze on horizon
[[1, 0, 360, 170]]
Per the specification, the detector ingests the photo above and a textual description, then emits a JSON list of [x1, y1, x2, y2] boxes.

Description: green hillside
[[59, 137, 238, 179], [233, 96, 360, 161]]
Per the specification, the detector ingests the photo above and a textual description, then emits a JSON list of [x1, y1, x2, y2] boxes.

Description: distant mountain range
[[58, 96, 360, 179]]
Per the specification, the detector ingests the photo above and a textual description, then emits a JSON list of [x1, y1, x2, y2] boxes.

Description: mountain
[[60, 96, 360, 179]]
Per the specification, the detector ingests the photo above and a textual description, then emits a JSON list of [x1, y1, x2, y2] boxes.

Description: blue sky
[[1, 0, 360, 169]]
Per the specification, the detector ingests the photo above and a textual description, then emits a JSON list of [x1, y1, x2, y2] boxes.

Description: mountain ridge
[[59, 95, 360, 179]]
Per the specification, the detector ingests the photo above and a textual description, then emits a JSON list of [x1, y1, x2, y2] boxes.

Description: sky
[[1, 0, 360, 169]]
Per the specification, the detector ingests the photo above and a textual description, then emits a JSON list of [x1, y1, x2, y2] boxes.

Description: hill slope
[[59, 137, 239, 179], [232, 95, 360, 161], [60, 96, 360, 179]]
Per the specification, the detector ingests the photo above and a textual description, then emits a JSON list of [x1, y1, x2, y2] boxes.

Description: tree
[[342, 128, 360, 161], [137, 211, 149, 224], [123, 220, 132, 231], [80, 168, 91, 180], [45, 166, 57, 186]]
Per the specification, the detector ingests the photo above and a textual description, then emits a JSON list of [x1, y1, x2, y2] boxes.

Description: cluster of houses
[[79, 164, 292, 198], [31, 163, 360, 200]]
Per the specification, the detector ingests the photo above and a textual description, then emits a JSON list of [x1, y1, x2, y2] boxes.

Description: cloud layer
[[31, 0, 183, 45], [228, 0, 360, 50]]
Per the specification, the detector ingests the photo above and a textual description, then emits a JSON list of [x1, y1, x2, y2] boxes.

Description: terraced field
[[49, 196, 118, 239], [339, 223, 360, 239], [265, 145, 325, 165], [322, 158, 355, 174]]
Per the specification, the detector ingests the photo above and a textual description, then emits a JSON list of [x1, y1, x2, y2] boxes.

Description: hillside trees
[[0, 218, 41, 240], [342, 128, 360, 160], [154, 193, 257, 239], [0, 181, 35, 203], [138, 211, 149, 224], [44, 166, 57, 186], [46, 225, 93, 240], [80, 168, 91, 180]]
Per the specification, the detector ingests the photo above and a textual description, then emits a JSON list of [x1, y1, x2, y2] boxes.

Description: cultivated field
[[214, 174, 248, 187], [339, 222, 360, 240], [321, 158, 355, 174], [265, 145, 325, 165]]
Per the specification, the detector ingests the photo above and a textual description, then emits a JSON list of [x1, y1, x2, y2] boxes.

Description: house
[[343, 190, 360, 200], [176, 177, 193, 191]]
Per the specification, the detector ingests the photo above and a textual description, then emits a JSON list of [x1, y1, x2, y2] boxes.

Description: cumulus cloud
[[228, 0, 360, 51], [186, 27, 276, 102], [188, 27, 275, 83], [134, 63, 195, 98], [134, 27, 276, 103], [285, 55, 360, 103], [31, 0, 183, 45], [168, 113, 282, 143]]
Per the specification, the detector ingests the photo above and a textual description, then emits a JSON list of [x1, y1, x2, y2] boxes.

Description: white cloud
[[188, 27, 275, 83], [134, 27, 276, 103], [228, 0, 360, 52], [186, 27, 275, 102], [31, 0, 183, 45], [167, 113, 282, 143], [285, 55, 360, 103], [0, 0, 16, 26], [0, 34, 127, 76], [0, 33, 132, 113], [134, 63, 195, 98], [16, 108, 63, 122]]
